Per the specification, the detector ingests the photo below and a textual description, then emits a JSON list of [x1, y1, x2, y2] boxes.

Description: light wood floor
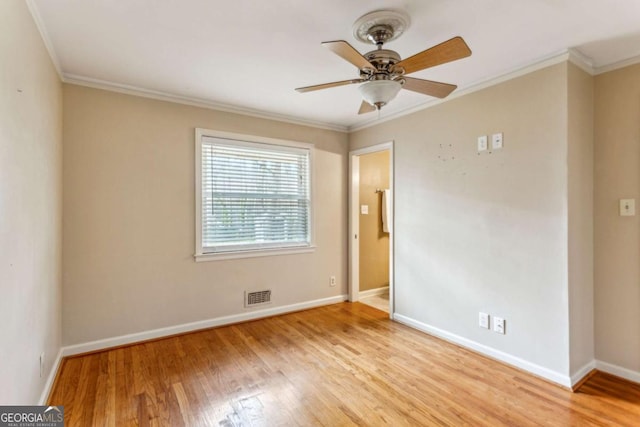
[[49, 303, 640, 426]]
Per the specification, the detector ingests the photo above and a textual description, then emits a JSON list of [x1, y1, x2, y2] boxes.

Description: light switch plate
[[479, 312, 489, 329], [360, 205, 369, 215], [477, 135, 488, 152], [493, 317, 505, 334], [620, 199, 635, 216], [492, 133, 503, 149]]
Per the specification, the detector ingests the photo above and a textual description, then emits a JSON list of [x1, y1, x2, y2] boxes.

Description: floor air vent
[[245, 290, 272, 307]]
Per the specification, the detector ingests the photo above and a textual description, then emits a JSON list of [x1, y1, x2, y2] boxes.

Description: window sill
[[195, 246, 316, 262]]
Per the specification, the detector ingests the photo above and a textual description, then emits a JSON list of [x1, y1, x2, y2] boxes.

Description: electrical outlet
[[330, 276, 336, 287], [491, 132, 503, 149], [620, 199, 636, 216], [40, 352, 45, 378], [493, 317, 505, 334], [479, 312, 489, 329]]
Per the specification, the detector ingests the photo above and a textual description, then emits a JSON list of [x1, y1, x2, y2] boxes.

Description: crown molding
[[24, 0, 639, 136], [63, 48, 596, 135], [25, 0, 63, 78], [62, 74, 348, 133], [349, 50, 579, 132], [594, 53, 640, 75], [567, 48, 595, 75], [26, 0, 346, 132]]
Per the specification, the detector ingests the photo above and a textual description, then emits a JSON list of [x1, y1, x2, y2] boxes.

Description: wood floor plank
[[49, 303, 640, 426]]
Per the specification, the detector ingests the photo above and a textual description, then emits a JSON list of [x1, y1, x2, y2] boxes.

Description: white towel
[[382, 189, 391, 233]]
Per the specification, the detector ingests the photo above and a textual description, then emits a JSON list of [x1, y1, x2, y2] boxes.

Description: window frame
[[195, 128, 315, 262]]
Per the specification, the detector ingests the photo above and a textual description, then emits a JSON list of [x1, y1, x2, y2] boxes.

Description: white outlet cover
[[360, 205, 369, 215], [492, 133, 503, 149], [477, 135, 488, 152], [493, 317, 505, 334], [620, 199, 635, 216]]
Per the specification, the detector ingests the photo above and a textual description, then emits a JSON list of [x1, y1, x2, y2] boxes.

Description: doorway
[[349, 142, 393, 318]]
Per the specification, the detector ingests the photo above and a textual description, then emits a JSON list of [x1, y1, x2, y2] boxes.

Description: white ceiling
[[31, 0, 640, 130]]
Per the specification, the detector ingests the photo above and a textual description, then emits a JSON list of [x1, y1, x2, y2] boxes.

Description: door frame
[[348, 141, 394, 318]]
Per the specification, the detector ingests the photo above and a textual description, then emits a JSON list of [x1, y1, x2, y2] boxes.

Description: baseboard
[[38, 347, 63, 405], [61, 294, 348, 357], [596, 360, 640, 384], [570, 360, 597, 390], [359, 286, 389, 299], [393, 314, 572, 388]]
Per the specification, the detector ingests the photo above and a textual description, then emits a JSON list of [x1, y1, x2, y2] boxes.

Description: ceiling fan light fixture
[[358, 80, 402, 109]]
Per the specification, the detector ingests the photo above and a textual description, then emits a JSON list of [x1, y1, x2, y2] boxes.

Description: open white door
[[349, 142, 394, 318]]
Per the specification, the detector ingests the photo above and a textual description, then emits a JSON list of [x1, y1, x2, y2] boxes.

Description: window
[[195, 129, 314, 261]]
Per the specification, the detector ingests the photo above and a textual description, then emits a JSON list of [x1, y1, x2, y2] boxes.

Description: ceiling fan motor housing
[[362, 49, 403, 79]]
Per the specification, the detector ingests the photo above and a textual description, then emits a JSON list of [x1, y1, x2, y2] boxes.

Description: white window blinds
[[200, 136, 311, 253]]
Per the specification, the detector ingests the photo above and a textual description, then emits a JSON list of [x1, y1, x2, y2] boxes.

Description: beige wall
[[358, 150, 390, 291], [0, 1, 63, 403], [594, 63, 640, 372], [567, 63, 594, 374], [350, 63, 572, 375], [62, 84, 349, 345]]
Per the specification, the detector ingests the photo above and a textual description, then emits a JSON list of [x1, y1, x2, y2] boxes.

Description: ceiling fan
[[295, 10, 472, 114]]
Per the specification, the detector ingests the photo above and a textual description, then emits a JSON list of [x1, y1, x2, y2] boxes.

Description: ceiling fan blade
[[295, 79, 364, 93], [322, 40, 375, 71], [401, 77, 457, 99], [394, 36, 471, 75], [358, 100, 376, 115]]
